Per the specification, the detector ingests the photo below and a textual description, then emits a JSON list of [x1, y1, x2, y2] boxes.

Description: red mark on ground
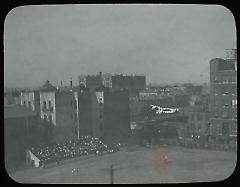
[[148, 149, 172, 171]]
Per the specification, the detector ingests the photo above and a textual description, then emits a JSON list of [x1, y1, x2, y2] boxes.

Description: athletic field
[[9, 146, 236, 184]]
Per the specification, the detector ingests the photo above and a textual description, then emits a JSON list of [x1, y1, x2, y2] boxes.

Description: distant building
[[78, 72, 146, 96], [21, 80, 76, 142], [185, 84, 203, 95], [209, 49, 237, 140], [20, 91, 40, 114], [4, 89, 21, 106], [187, 106, 210, 138], [173, 94, 190, 107]]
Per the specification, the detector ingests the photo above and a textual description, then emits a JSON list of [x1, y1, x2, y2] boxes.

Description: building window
[[223, 91, 229, 96], [232, 99, 237, 107], [23, 101, 26, 106], [44, 115, 47, 120], [43, 101, 47, 110], [28, 101, 31, 109], [223, 103, 229, 108], [74, 100, 77, 109], [49, 115, 52, 124]]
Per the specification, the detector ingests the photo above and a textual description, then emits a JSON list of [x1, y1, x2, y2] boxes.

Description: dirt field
[[8, 146, 236, 184]]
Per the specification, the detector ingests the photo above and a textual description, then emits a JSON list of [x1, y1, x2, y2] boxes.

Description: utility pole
[[110, 164, 114, 184]]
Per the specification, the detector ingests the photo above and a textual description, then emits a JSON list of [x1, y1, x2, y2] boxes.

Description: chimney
[[70, 78, 73, 88]]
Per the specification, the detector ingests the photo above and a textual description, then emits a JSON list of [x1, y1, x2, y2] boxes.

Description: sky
[[4, 4, 236, 88]]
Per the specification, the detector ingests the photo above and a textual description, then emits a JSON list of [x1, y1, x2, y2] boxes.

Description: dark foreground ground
[[8, 146, 236, 184]]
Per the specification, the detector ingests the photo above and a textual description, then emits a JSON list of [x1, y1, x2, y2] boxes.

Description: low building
[[4, 105, 41, 171], [79, 72, 146, 97]]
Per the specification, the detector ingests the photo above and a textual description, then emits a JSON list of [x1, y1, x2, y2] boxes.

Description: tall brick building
[[78, 72, 146, 96], [73, 84, 131, 142], [209, 49, 237, 140]]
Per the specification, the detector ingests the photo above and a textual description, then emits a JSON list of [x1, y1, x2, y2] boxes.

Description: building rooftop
[[4, 104, 37, 119]]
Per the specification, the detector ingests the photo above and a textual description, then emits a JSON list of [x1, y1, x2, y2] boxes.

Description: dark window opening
[[43, 101, 47, 110], [28, 101, 31, 109]]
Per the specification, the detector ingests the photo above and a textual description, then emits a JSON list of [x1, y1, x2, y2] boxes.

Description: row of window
[[42, 99, 79, 111], [213, 75, 236, 83], [213, 99, 237, 108]]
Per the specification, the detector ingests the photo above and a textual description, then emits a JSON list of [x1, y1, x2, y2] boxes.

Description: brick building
[[209, 49, 237, 141], [73, 84, 131, 142], [78, 72, 146, 96]]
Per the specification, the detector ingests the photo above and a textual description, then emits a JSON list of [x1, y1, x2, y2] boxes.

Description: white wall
[[39, 91, 56, 126]]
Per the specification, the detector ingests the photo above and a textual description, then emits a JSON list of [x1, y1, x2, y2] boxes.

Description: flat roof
[[4, 104, 37, 119]]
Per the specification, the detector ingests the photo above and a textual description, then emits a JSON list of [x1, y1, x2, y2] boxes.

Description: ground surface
[[8, 146, 236, 184]]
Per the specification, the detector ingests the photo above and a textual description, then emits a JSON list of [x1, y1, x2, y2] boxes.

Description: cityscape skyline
[[4, 5, 236, 88]]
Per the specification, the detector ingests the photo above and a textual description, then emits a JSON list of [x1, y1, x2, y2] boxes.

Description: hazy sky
[[4, 4, 236, 88]]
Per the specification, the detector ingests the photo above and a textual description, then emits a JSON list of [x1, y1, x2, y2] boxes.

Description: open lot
[[8, 146, 236, 184]]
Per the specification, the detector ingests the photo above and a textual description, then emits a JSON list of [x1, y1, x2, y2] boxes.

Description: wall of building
[[4, 115, 41, 171], [20, 91, 40, 113], [91, 92, 103, 138], [55, 91, 75, 141], [86, 75, 102, 91], [187, 110, 209, 136], [39, 91, 56, 126], [103, 90, 131, 142], [77, 90, 93, 136], [21, 92, 35, 111], [129, 98, 145, 119], [209, 55, 237, 140]]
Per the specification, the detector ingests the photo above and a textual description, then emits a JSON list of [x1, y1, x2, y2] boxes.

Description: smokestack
[[70, 78, 73, 88]]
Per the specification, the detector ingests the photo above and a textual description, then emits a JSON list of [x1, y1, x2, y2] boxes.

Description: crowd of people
[[30, 136, 121, 166]]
